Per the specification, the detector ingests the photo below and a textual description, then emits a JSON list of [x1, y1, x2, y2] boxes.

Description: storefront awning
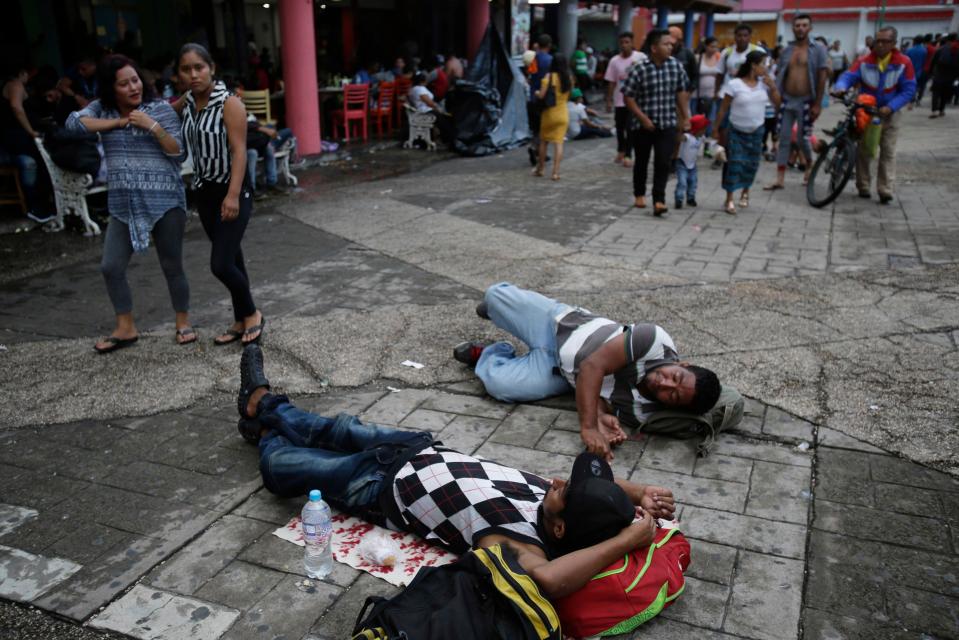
[[628, 0, 738, 14]]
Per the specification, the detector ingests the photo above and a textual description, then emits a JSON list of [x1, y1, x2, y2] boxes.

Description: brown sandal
[[214, 328, 243, 346], [176, 327, 197, 345]]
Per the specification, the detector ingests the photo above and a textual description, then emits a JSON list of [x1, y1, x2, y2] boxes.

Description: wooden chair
[[370, 81, 395, 137], [0, 165, 27, 214], [394, 76, 412, 128], [330, 84, 370, 142], [241, 89, 276, 127]]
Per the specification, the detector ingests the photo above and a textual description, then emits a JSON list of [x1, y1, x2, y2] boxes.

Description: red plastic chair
[[331, 83, 370, 142], [370, 82, 395, 137], [393, 76, 412, 128]]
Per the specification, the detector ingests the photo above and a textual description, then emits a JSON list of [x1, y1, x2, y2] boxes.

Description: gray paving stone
[[814, 468, 876, 509], [629, 468, 748, 513], [0, 464, 91, 511], [658, 576, 728, 630], [885, 585, 959, 638], [0, 503, 37, 536], [398, 408, 454, 431], [684, 538, 737, 586], [802, 608, 915, 640], [89, 584, 239, 639], [536, 428, 586, 457], [149, 515, 271, 595], [435, 414, 498, 454], [713, 434, 812, 468], [692, 454, 752, 483], [629, 616, 743, 639], [238, 529, 361, 588], [0, 545, 82, 602], [730, 413, 764, 438], [549, 410, 580, 432], [296, 390, 386, 418], [762, 407, 815, 442], [222, 574, 341, 640], [724, 551, 804, 640], [639, 436, 699, 475], [873, 482, 944, 518], [488, 404, 560, 448], [419, 393, 512, 419], [44, 522, 132, 565], [360, 390, 431, 426], [745, 461, 811, 524], [814, 500, 949, 552], [309, 573, 400, 639], [682, 506, 807, 559], [816, 426, 887, 453], [473, 442, 575, 479], [870, 455, 959, 492], [100, 460, 249, 510], [194, 560, 285, 611], [232, 489, 302, 526]]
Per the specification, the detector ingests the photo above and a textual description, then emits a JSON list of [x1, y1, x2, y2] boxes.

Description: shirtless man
[[766, 13, 830, 189]]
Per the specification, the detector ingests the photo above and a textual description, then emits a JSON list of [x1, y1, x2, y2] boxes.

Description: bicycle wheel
[[807, 137, 855, 208]]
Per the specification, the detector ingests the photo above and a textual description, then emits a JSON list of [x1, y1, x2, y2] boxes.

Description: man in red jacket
[[833, 25, 916, 203]]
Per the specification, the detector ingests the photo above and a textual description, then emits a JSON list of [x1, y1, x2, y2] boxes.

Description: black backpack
[[43, 128, 101, 177], [351, 544, 561, 640]]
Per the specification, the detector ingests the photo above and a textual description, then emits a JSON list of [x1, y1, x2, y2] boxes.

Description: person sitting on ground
[[454, 283, 725, 461], [245, 111, 294, 200], [235, 343, 674, 598], [566, 88, 612, 139], [408, 71, 454, 146]]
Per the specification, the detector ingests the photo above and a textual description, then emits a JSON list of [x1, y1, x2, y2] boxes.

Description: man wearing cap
[[236, 344, 674, 598]]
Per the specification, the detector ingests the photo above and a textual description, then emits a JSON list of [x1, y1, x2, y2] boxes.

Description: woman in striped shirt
[[175, 43, 264, 345], [67, 54, 193, 353]]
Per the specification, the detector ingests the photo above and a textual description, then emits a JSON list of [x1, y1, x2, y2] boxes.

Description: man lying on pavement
[[454, 282, 725, 461], [236, 343, 676, 599]]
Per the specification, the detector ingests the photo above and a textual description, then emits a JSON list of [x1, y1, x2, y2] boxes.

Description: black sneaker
[[237, 417, 262, 445], [528, 147, 538, 166], [878, 194, 893, 204], [238, 343, 271, 418], [253, 190, 267, 202], [858, 191, 871, 199], [267, 184, 289, 196], [687, 198, 698, 207], [453, 341, 488, 367], [475, 301, 489, 320], [674, 201, 683, 210]]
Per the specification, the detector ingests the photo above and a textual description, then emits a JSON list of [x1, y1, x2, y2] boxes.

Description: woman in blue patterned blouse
[[67, 55, 194, 353]]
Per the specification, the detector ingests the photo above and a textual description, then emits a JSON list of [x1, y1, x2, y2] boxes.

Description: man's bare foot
[[247, 386, 269, 419]]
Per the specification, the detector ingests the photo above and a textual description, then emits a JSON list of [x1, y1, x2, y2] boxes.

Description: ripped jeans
[[257, 394, 432, 517]]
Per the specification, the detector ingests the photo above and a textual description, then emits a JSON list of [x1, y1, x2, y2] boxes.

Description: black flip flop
[[213, 328, 243, 346], [242, 315, 266, 344], [176, 327, 197, 345], [94, 335, 139, 354]]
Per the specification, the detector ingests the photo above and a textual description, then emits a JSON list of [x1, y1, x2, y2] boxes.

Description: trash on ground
[[386, 386, 401, 393], [691, 224, 702, 232], [380, 189, 393, 194], [474, 198, 492, 204], [401, 360, 424, 369], [796, 441, 810, 452], [357, 530, 400, 568], [869, 404, 880, 411]]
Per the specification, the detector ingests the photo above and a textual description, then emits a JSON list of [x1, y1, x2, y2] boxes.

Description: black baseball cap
[[560, 453, 635, 552]]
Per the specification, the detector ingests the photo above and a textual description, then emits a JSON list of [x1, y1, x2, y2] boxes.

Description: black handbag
[[43, 128, 101, 177], [542, 73, 557, 108]]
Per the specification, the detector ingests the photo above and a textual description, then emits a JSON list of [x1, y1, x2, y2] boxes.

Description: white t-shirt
[[696, 55, 723, 98], [726, 78, 770, 132], [603, 50, 647, 107], [408, 85, 433, 112], [567, 102, 588, 138]]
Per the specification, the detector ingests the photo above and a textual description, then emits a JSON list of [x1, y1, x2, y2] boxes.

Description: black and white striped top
[[182, 81, 232, 186], [554, 309, 680, 428]]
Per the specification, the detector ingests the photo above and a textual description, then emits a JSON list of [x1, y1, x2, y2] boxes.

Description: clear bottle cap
[[309, 489, 322, 501]]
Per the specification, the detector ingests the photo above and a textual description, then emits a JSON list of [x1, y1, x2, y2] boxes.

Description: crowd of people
[[518, 18, 958, 214]]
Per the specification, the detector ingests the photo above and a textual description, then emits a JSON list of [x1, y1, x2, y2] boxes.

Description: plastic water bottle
[[301, 489, 333, 578]]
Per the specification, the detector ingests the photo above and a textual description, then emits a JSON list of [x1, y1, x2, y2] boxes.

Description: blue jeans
[[674, 162, 697, 204], [475, 283, 573, 402], [246, 128, 294, 188], [257, 394, 432, 513]]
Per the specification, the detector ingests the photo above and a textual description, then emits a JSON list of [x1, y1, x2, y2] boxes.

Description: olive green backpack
[[642, 385, 744, 457]]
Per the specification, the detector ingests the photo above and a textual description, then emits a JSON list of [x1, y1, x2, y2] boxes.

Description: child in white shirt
[[674, 114, 710, 208]]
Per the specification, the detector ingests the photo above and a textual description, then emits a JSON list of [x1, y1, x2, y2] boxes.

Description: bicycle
[[806, 93, 876, 208]]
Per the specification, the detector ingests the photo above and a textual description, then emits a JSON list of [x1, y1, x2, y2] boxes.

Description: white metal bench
[[252, 138, 299, 187], [35, 137, 195, 236], [402, 104, 437, 151]]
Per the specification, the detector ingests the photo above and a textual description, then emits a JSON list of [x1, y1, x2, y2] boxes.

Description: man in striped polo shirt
[[454, 283, 722, 461]]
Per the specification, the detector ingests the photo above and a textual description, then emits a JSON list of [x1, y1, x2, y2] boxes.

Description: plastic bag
[[356, 530, 400, 568]]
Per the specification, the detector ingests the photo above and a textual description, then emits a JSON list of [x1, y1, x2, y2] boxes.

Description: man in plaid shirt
[[622, 29, 691, 215], [236, 344, 676, 600]]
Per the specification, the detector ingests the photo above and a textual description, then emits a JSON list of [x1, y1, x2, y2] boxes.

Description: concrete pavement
[[0, 102, 956, 638]]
